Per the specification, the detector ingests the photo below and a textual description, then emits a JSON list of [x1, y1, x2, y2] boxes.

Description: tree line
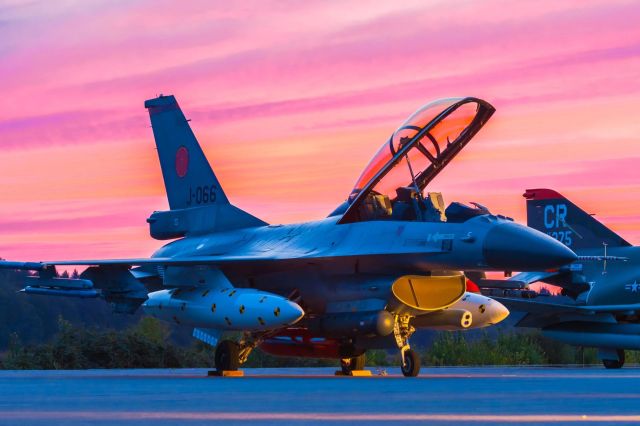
[[1, 268, 638, 369], [3, 315, 638, 369]]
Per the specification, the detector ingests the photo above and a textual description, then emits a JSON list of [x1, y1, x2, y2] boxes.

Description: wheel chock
[[334, 370, 372, 377], [207, 370, 244, 377]]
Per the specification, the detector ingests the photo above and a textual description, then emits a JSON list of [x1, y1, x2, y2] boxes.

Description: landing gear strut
[[340, 353, 366, 375], [393, 315, 420, 377], [214, 332, 265, 373], [602, 349, 625, 369]]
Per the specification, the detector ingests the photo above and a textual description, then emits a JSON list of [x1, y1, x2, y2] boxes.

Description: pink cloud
[[1, 0, 640, 261]]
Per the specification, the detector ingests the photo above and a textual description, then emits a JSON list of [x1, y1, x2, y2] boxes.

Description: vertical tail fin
[[524, 188, 630, 250], [144, 95, 266, 238], [145, 95, 229, 210]]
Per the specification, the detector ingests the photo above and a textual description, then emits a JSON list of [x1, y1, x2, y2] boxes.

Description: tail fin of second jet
[[524, 188, 630, 250]]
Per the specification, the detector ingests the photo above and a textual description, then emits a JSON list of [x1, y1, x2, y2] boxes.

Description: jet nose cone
[[483, 223, 577, 271]]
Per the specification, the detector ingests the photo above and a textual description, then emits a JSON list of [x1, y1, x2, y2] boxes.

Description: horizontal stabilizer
[[147, 204, 266, 240]]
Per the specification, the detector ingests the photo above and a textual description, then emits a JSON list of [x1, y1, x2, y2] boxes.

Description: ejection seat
[[391, 188, 447, 222], [424, 192, 447, 222], [391, 187, 421, 221], [359, 193, 393, 221]]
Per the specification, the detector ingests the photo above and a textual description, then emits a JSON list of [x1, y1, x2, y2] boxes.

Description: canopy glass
[[340, 97, 495, 224]]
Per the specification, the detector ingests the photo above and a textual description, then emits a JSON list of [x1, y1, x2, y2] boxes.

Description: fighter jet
[[486, 189, 640, 369], [0, 96, 576, 377]]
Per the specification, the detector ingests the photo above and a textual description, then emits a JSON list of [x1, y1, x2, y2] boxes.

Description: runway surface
[[1, 367, 639, 425]]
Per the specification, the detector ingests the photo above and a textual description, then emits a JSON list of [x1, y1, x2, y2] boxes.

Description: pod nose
[[280, 300, 305, 325], [483, 223, 577, 271], [485, 299, 510, 325]]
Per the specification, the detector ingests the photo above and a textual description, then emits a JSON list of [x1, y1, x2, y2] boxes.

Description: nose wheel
[[393, 314, 420, 377], [401, 349, 420, 377]]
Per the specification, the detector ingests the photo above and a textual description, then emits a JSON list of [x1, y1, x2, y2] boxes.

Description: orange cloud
[[1, 0, 640, 260]]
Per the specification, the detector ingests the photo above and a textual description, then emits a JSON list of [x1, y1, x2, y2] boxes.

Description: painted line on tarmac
[[2, 411, 640, 422]]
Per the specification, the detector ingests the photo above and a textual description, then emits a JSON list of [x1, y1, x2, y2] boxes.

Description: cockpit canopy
[[339, 97, 495, 224]]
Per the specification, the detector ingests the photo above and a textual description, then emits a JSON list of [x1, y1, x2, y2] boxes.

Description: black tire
[[602, 349, 625, 369], [401, 349, 420, 377], [215, 340, 240, 371], [340, 353, 366, 374]]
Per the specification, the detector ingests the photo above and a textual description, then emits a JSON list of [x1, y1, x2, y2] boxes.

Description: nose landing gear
[[394, 315, 421, 377]]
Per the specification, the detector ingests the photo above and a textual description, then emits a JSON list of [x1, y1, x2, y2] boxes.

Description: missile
[[143, 286, 304, 331], [22, 286, 99, 298], [25, 276, 94, 289], [20, 276, 98, 298]]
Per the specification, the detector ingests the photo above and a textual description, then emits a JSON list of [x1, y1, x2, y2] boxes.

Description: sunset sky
[[1, 0, 640, 261]]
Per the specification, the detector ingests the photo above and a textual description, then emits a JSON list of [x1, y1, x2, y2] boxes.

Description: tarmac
[[1, 367, 639, 425]]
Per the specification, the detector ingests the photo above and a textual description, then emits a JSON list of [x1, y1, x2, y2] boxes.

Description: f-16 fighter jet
[[488, 189, 640, 369], [0, 96, 576, 377]]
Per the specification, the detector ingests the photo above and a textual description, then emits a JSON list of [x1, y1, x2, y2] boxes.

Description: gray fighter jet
[[0, 96, 575, 376], [488, 189, 640, 368]]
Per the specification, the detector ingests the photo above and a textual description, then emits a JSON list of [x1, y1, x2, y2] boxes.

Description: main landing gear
[[215, 340, 240, 371], [214, 333, 261, 374], [394, 315, 421, 377]]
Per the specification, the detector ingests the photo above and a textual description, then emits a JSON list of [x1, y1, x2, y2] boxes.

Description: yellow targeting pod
[[389, 274, 466, 315]]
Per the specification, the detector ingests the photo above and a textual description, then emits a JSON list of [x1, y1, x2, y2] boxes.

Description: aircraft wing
[[508, 271, 560, 285], [0, 255, 292, 314], [492, 297, 640, 315], [0, 256, 268, 271], [0, 248, 444, 313], [0, 244, 446, 271], [476, 271, 562, 290], [498, 269, 591, 299]]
